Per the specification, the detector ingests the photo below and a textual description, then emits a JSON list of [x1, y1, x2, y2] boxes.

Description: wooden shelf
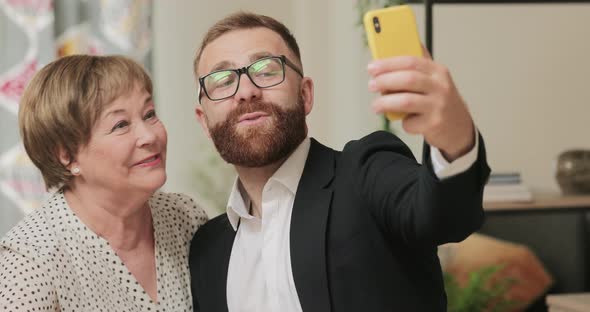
[[484, 195, 590, 211]]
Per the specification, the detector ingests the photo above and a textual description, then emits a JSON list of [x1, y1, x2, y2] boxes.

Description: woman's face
[[73, 85, 167, 195]]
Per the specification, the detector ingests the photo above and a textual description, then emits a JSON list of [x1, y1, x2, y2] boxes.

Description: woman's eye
[[111, 120, 129, 132], [144, 110, 157, 120]]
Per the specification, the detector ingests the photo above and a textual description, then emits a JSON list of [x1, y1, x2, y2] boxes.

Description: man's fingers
[[401, 113, 429, 135], [368, 70, 433, 95], [371, 92, 429, 115], [368, 55, 433, 78], [421, 44, 433, 60]]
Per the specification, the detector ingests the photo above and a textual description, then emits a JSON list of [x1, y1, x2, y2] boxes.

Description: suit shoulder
[[189, 213, 234, 270], [342, 130, 415, 160], [191, 213, 231, 247]]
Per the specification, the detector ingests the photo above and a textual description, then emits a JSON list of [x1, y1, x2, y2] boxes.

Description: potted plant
[[444, 265, 518, 312]]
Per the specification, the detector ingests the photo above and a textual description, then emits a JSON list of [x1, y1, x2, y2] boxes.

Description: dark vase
[[556, 150, 590, 195]]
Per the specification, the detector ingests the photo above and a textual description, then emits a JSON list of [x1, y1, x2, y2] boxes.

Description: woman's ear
[[58, 147, 71, 167], [58, 148, 81, 176]]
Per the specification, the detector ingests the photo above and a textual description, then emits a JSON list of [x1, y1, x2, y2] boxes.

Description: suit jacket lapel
[[207, 217, 235, 312], [290, 138, 335, 312]]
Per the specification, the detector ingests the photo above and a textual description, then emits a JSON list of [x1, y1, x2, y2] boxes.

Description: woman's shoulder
[[0, 208, 59, 311], [150, 191, 205, 213], [0, 193, 67, 311], [150, 191, 209, 229], [1, 195, 62, 260]]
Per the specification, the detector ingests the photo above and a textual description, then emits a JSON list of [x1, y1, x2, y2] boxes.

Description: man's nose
[[234, 73, 262, 103]]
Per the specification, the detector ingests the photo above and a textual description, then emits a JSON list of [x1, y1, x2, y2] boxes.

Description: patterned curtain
[[0, 0, 152, 235]]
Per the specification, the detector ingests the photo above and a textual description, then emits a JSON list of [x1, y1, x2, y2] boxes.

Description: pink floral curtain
[[0, 0, 152, 235]]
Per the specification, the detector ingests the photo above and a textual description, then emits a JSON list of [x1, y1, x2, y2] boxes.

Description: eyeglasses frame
[[198, 55, 304, 103]]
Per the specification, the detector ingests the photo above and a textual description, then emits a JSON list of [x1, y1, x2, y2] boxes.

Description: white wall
[[425, 3, 590, 194], [153, 1, 590, 215]]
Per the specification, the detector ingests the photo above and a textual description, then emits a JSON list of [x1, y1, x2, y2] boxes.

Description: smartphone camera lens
[[373, 16, 381, 33]]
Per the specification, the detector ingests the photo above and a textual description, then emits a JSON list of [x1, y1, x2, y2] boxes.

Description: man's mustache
[[226, 100, 277, 123]]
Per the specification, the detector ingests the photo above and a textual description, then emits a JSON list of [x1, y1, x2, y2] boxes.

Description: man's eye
[[257, 70, 281, 77], [210, 72, 234, 86], [217, 77, 235, 87]]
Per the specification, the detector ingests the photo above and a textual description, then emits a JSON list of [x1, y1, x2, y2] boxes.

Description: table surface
[[546, 293, 590, 311], [484, 195, 590, 211]]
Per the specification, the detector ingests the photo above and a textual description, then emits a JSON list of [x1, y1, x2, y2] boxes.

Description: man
[[189, 11, 489, 312]]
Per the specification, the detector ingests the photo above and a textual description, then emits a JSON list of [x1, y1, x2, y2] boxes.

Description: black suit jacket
[[189, 131, 490, 312]]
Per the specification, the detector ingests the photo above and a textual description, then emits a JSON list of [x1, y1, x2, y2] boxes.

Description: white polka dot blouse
[[0, 190, 208, 312]]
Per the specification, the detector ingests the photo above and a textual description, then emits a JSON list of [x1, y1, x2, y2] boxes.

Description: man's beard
[[208, 96, 307, 167]]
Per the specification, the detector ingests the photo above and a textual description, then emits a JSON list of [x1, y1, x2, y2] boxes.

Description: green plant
[[444, 265, 519, 312]]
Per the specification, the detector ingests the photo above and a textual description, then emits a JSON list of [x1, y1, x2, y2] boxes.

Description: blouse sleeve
[[0, 247, 59, 311]]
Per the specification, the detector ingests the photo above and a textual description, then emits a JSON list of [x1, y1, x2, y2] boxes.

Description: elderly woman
[[0, 55, 208, 311]]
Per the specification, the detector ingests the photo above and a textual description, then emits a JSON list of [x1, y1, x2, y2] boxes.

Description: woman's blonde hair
[[18, 55, 153, 190]]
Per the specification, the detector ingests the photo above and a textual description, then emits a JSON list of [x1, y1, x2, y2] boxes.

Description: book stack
[[483, 172, 533, 203]]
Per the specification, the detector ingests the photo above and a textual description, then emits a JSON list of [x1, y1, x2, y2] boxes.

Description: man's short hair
[[193, 11, 302, 78]]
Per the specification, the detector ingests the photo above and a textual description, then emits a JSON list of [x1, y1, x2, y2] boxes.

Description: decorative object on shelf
[[556, 149, 590, 195], [355, 0, 407, 133]]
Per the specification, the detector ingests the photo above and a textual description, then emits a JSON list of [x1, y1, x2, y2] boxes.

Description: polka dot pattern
[[0, 191, 208, 311]]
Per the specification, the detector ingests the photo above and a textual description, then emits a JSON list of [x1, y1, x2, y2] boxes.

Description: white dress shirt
[[226, 133, 479, 312]]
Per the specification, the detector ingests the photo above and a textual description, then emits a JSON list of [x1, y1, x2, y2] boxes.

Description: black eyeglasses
[[198, 55, 303, 103]]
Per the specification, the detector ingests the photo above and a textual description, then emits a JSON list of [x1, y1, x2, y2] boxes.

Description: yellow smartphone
[[363, 5, 423, 121]]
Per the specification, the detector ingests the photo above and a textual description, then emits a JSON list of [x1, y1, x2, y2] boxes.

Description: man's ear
[[300, 77, 314, 116], [195, 104, 211, 138]]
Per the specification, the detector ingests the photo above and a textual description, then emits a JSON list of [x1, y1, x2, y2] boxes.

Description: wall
[[153, 1, 590, 215], [424, 3, 590, 194]]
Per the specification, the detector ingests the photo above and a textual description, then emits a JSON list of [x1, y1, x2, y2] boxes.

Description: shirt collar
[[226, 178, 253, 230], [226, 137, 311, 231]]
